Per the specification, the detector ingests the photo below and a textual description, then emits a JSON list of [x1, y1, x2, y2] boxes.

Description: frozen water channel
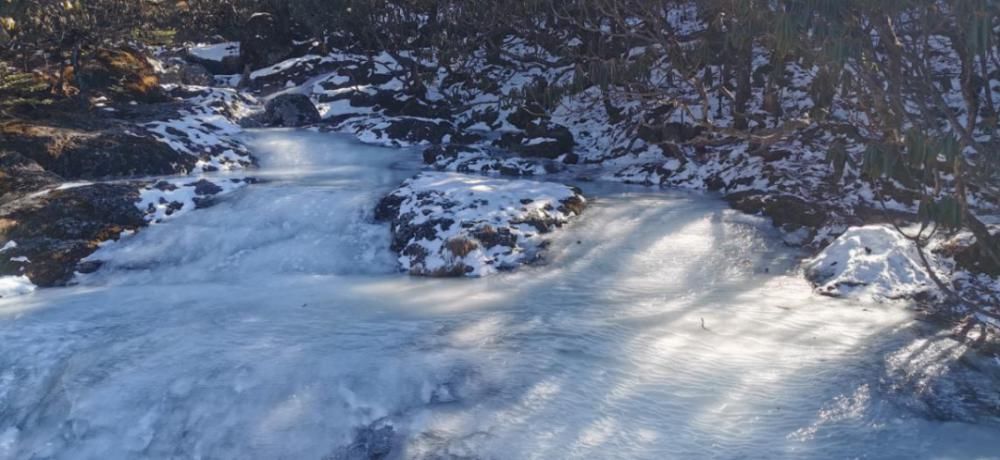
[[1, 130, 997, 459]]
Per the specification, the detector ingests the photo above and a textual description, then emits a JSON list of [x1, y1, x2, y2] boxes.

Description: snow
[[804, 226, 937, 300], [136, 177, 251, 223], [0, 275, 34, 298], [188, 42, 239, 62]]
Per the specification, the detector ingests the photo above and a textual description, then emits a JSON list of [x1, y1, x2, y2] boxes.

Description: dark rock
[[240, 13, 293, 71], [263, 93, 320, 127], [1, 122, 195, 180], [189, 179, 224, 196], [506, 103, 548, 130], [496, 122, 575, 159], [637, 122, 704, 144], [951, 237, 1000, 277], [423, 145, 558, 177], [77, 47, 167, 103], [380, 118, 454, 145], [725, 192, 828, 230], [471, 225, 517, 249], [0, 151, 62, 202], [326, 422, 394, 460], [0, 183, 145, 286]]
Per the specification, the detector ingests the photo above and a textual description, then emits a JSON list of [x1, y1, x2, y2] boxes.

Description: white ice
[[0, 130, 997, 459]]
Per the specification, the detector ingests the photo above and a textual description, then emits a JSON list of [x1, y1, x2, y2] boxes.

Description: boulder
[[240, 13, 294, 71], [496, 122, 575, 159], [263, 93, 320, 127]]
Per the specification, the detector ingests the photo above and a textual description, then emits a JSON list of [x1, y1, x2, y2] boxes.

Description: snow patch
[[0, 276, 35, 298]]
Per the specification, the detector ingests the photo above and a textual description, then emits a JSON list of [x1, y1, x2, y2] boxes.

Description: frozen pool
[[0, 130, 997, 459]]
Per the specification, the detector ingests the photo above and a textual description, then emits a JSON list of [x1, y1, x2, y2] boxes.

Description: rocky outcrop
[[0, 184, 145, 287], [375, 172, 585, 277], [0, 151, 62, 202], [0, 121, 195, 180], [263, 93, 320, 127]]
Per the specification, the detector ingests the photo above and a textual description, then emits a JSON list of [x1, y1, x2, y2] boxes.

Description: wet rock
[[0, 183, 145, 286], [375, 172, 585, 277], [263, 93, 320, 127]]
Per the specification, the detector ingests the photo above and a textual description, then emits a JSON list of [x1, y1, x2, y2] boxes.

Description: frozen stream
[[1, 130, 997, 459]]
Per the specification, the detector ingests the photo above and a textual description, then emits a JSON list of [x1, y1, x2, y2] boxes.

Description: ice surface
[[0, 131, 997, 459]]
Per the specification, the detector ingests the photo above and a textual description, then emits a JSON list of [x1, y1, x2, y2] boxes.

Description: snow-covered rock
[[804, 226, 938, 300], [375, 172, 585, 276], [143, 87, 258, 173], [137, 177, 252, 223]]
